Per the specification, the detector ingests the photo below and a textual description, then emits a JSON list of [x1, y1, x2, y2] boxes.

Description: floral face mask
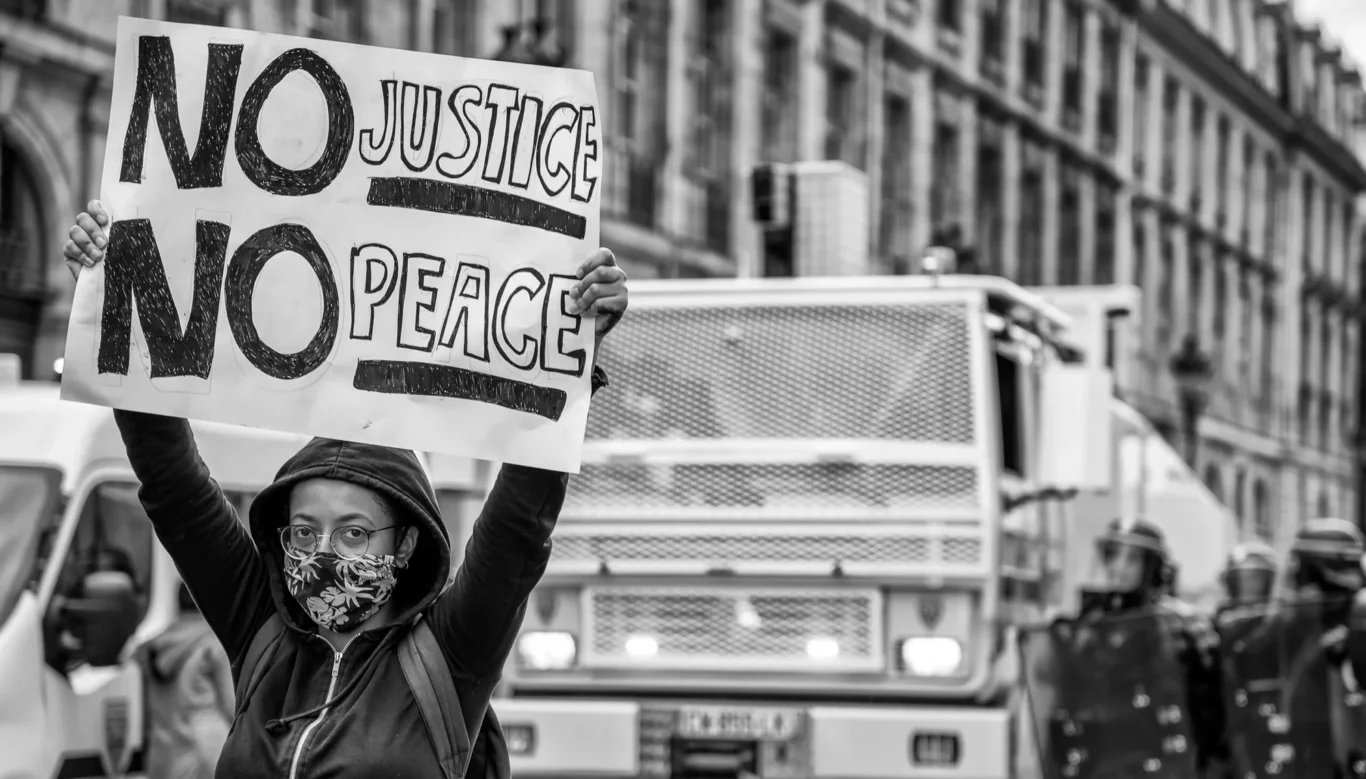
[[282, 551, 399, 633]]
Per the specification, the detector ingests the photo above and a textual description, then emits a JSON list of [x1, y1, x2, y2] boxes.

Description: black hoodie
[[113, 367, 604, 778]]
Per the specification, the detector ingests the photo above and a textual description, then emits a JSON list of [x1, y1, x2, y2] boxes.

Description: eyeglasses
[[280, 525, 401, 561]]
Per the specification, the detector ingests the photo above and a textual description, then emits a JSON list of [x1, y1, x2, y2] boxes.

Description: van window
[[50, 483, 156, 622], [0, 466, 58, 624]]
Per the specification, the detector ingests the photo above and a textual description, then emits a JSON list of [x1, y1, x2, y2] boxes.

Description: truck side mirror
[[1038, 364, 1113, 493], [60, 570, 140, 667]]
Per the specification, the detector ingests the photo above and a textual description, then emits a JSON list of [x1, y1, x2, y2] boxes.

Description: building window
[[1302, 174, 1315, 271], [1260, 289, 1276, 410], [1264, 153, 1279, 256], [1213, 256, 1227, 338], [1022, 0, 1047, 105], [931, 86, 962, 235], [939, 0, 961, 32], [1241, 136, 1256, 248], [307, 0, 365, 42], [1095, 180, 1118, 284], [826, 64, 862, 168], [1189, 97, 1205, 212], [166, 0, 227, 25], [980, 0, 1006, 82], [1253, 479, 1270, 540], [1062, 1, 1084, 133], [1188, 237, 1203, 335], [1019, 140, 1046, 286], [761, 27, 799, 163], [1158, 223, 1175, 348], [1215, 116, 1230, 229], [1162, 78, 1179, 195], [1132, 209, 1148, 290], [688, 0, 733, 255], [1239, 269, 1253, 379], [1234, 469, 1246, 527], [880, 95, 914, 266], [433, 0, 477, 56], [1058, 159, 1081, 284], [0, 134, 48, 379], [1299, 311, 1312, 440], [1133, 55, 1150, 178], [976, 113, 1005, 274], [1098, 21, 1120, 156], [606, 2, 669, 230]]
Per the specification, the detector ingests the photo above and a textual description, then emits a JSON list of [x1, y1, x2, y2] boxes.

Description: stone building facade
[[2, 0, 1363, 542]]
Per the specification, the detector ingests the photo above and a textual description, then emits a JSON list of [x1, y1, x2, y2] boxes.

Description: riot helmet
[[1286, 518, 1365, 596], [1219, 540, 1277, 606], [1082, 517, 1170, 613]]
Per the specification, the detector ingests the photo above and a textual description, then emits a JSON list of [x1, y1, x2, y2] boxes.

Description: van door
[[0, 464, 61, 777], [35, 472, 156, 778]]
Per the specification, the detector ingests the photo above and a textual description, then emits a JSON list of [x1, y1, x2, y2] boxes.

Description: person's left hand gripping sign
[[568, 247, 628, 345]]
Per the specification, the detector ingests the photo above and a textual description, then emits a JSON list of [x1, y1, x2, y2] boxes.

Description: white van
[[0, 367, 314, 779]]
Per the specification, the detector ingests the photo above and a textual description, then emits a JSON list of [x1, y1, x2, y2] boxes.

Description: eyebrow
[[288, 513, 380, 526]]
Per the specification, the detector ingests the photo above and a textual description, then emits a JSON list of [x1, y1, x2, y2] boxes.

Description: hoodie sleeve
[[426, 366, 608, 679], [113, 410, 275, 662]]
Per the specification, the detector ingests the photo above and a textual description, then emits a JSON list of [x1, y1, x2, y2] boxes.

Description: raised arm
[[114, 410, 274, 662], [425, 246, 626, 679], [426, 367, 608, 678]]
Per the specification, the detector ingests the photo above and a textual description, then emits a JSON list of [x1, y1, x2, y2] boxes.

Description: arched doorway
[[0, 132, 48, 379]]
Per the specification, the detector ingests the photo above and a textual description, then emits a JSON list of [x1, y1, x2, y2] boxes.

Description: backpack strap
[[232, 613, 287, 724], [398, 618, 473, 779]]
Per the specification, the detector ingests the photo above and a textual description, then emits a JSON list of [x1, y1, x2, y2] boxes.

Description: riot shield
[[1018, 610, 1199, 779], [1221, 599, 1366, 779]]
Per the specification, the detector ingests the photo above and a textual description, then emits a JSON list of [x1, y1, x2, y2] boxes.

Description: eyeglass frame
[[279, 524, 404, 560]]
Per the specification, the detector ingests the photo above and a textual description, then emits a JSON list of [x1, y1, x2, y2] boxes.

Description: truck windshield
[[0, 466, 58, 624], [586, 303, 975, 442]]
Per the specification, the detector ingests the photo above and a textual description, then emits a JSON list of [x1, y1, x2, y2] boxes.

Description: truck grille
[[585, 587, 882, 671], [564, 462, 979, 520], [586, 302, 974, 443], [552, 529, 984, 568]]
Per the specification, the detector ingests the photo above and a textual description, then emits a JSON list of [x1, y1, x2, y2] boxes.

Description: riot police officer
[[1026, 518, 1226, 779], [1217, 541, 1277, 613]]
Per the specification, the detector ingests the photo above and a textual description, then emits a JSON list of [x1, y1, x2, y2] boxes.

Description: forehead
[[288, 478, 389, 522]]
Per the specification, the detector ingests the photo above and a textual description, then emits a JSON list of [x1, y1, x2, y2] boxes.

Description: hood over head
[[248, 438, 450, 633]]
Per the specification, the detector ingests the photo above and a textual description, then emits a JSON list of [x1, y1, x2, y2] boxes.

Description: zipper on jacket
[[288, 635, 360, 779]]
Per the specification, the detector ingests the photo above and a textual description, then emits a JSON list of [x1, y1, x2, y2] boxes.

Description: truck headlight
[[516, 631, 578, 671], [897, 636, 964, 677]]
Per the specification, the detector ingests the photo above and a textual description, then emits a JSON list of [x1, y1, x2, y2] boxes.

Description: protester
[[63, 200, 629, 777], [135, 583, 234, 779]]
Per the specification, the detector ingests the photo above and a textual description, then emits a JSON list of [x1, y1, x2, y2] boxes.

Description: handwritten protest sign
[[61, 17, 602, 473]]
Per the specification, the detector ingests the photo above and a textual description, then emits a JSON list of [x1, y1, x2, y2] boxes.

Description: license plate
[[910, 731, 960, 767], [677, 706, 800, 741], [504, 723, 537, 756]]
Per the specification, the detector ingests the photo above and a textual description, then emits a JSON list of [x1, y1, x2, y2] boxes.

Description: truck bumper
[[496, 698, 1011, 779]]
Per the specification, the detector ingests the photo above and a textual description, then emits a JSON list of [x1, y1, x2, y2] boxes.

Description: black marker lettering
[[507, 95, 543, 190], [537, 102, 578, 197], [480, 84, 519, 185], [571, 106, 599, 204], [235, 49, 354, 196], [352, 359, 567, 421], [224, 223, 339, 380], [437, 259, 490, 362], [358, 79, 397, 165], [366, 177, 587, 238], [492, 268, 545, 371], [400, 82, 442, 173], [349, 243, 398, 340], [97, 219, 229, 378], [540, 274, 586, 377], [435, 84, 482, 180], [119, 37, 243, 188], [396, 253, 446, 352]]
